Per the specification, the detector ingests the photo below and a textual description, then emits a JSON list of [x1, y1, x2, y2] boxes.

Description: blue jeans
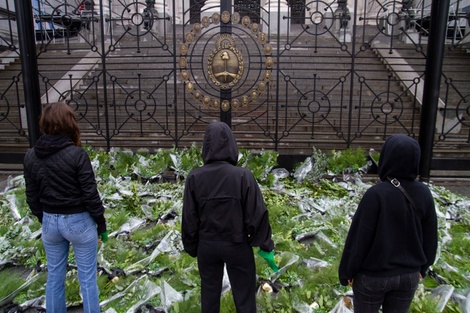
[[353, 272, 420, 313], [42, 212, 100, 313]]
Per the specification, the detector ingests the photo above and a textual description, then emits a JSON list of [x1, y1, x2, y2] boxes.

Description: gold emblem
[[186, 82, 194, 92], [193, 23, 201, 34], [185, 32, 194, 43], [258, 82, 267, 92], [212, 13, 220, 25], [264, 43, 273, 55], [232, 98, 240, 110], [208, 34, 244, 90], [178, 10, 273, 112], [232, 12, 240, 24], [203, 96, 211, 108], [266, 57, 273, 69], [180, 44, 188, 56], [241, 96, 249, 107], [179, 57, 187, 69], [242, 16, 251, 27], [221, 11, 231, 24], [202, 16, 210, 28], [180, 70, 189, 80], [259, 32, 267, 44], [221, 100, 230, 112]]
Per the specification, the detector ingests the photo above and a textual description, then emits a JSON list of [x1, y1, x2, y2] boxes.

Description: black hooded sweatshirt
[[181, 122, 274, 257], [23, 135, 106, 233], [338, 134, 438, 286]]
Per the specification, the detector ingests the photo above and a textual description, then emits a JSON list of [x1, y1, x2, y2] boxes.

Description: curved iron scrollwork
[[456, 97, 470, 128], [0, 95, 11, 123]]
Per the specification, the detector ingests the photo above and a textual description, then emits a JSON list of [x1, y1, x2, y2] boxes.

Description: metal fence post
[[15, 0, 42, 147], [219, 0, 232, 127], [418, 0, 451, 181]]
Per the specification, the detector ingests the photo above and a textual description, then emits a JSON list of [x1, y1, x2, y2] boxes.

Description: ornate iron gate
[[0, 0, 469, 173]]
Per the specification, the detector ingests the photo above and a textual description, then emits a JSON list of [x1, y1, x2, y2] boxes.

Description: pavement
[[429, 179, 470, 198]]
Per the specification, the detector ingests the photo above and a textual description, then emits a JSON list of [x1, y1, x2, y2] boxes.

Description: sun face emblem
[[208, 34, 244, 90]]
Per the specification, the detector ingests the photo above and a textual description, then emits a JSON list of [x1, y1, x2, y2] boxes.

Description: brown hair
[[40, 102, 81, 146]]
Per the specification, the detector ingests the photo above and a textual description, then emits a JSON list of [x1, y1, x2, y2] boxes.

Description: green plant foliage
[[303, 179, 350, 198], [327, 148, 368, 174], [130, 223, 169, 247], [100, 238, 147, 270], [136, 149, 172, 178], [1, 146, 469, 313], [169, 143, 204, 178], [0, 223, 44, 266], [292, 150, 328, 184], [239, 149, 279, 184], [369, 149, 380, 165], [409, 284, 440, 313], [13, 272, 47, 304], [0, 268, 26, 302]]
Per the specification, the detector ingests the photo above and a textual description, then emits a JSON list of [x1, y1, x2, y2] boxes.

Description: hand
[[99, 231, 108, 243], [258, 249, 279, 272], [347, 279, 353, 286]]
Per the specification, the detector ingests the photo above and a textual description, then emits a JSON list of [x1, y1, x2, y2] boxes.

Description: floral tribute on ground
[[0, 146, 469, 313]]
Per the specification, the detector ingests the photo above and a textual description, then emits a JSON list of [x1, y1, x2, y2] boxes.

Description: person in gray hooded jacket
[[338, 134, 438, 313], [182, 121, 277, 313]]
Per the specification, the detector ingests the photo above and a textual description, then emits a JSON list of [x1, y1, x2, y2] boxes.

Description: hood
[[378, 134, 421, 181], [202, 122, 238, 165], [34, 135, 73, 159]]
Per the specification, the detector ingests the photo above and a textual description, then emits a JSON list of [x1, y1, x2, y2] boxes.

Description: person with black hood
[[23, 102, 107, 313], [182, 121, 278, 313], [338, 134, 438, 313]]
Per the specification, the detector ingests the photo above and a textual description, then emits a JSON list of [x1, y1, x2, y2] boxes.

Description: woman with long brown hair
[[24, 102, 107, 313]]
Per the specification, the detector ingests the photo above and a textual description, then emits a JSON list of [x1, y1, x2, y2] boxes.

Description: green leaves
[[1, 146, 470, 312], [239, 149, 279, 184], [327, 148, 368, 174]]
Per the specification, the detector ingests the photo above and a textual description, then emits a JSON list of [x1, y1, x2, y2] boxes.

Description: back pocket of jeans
[[66, 213, 94, 234], [360, 274, 388, 292]]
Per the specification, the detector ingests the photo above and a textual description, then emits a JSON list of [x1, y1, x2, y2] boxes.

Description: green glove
[[99, 231, 109, 243], [258, 249, 279, 272]]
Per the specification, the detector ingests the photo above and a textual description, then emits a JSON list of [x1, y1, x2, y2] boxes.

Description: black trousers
[[197, 240, 257, 313]]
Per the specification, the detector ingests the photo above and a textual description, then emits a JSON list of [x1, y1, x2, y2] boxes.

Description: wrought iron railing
[[0, 0, 469, 175]]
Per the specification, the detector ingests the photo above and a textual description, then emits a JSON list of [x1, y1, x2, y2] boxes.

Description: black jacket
[[23, 135, 106, 233], [338, 134, 438, 286], [182, 122, 274, 257]]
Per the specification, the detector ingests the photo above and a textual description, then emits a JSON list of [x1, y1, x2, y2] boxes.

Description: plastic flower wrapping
[[0, 146, 469, 313]]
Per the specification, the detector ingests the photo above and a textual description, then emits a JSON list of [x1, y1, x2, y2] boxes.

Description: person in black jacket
[[338, 134, 438, 313], [24, 102, 107, 313], [182, 121, 278, 313]]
